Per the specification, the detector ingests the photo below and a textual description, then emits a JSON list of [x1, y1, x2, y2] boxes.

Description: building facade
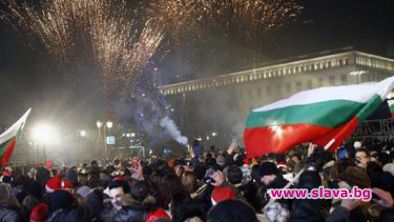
[[159, 49, 394, 147]]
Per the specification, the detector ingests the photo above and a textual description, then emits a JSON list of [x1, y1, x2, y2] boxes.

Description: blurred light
[[96, 120, 103, 128], [197, 137, 202, 141], [212, 132, 218, 137], [122, 133, 126, 137], [131, 133, 136, 137], [171, 108, 175, 112], [106, 121, 113, 129], [126, 133, 131, 138], [80, 130, 86, 137], [32, 124, 56, 142], [349, 70, 368, 76], [206, 136, 210, 141]]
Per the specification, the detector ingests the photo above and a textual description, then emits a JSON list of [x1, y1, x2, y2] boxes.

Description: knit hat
[[76, 186, 92, 198], [340, 166, 370, 189], [30, 203, 48, 222], [61, 179, 74, 190], [383, 163, 394, 177], [354, 141, 362, 149], [211, 187, 236, 206], [259, 162, 279, 177], [145, 208, 171, 222], [227, 165, 243, 185], [207, 199, 257, 222], [50, 190, 75, 211], [45, 177, 61, 193], [0, 183, 11, 206]]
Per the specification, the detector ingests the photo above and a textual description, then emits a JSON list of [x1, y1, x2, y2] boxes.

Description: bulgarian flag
[[0, 108, 31, 166], [389, 100, 394, 118], [244, 77, 394, 158]]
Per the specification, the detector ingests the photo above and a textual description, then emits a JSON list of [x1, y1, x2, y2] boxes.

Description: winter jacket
[[0, 208, 20, 222], [326, 206, 350, 222], [288, 170, 328, 222], [113, 196, 146, 222], [48, 189, 103, 222]]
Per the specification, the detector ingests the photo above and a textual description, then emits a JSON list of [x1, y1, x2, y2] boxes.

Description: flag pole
[[263, 138, 336, 211]]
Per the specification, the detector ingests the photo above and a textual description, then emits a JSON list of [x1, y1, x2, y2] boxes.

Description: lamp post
[[104, 121, 113, 159], [32, 124, 55, 164]]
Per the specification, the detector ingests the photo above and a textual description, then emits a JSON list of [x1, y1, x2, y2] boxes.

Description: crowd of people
[[0, 139, 393, 222]]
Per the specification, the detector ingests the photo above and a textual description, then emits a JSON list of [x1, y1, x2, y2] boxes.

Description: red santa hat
[[45, 177, 61, 193], [145, 208, 171, 222], [276, 161, 288, 169], [211, 187, 236, 206], [61, 179, 74, 190], [30, 203, 48, 222]]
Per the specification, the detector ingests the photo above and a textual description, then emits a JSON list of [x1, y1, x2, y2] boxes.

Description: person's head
[[355, 148, 371, 168], [291, 154, 301, 164], [259, 162, 279, 185], [181, 171, 198, 194], [108, 180, 130, 210], [226, 165, 243, 185], [129, 181, 149, 203], [207, 199, 257, 222]]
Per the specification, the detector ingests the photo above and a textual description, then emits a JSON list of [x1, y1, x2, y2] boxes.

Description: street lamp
[[96, 121, 103, 129], [32, 124, 56, 164], [106, 121, 113, 129], [79, 130, 86, 137], [131, 132, 135, 138]]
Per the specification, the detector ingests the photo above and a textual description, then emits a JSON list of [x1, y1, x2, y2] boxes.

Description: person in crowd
[[100, 179, 130, 221]]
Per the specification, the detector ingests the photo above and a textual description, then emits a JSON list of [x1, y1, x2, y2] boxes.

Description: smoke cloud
[[159, 116, 188, 147]]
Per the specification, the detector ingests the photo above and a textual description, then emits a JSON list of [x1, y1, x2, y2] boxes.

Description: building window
[[248, 89, 253, 98], [257, 87, 262, 97], [296, 81, 302, 91], [307, 80, 313, 89], [276, 85, 282, 95], [286, 83, 291, 93], [329, 76, 335, 85], [341, 74, 347, 84], [318, 78, 324, 86]]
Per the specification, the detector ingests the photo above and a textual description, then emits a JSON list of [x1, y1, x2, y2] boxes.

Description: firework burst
[[148, 0, 302, 43], [0, 0, 163, 98]]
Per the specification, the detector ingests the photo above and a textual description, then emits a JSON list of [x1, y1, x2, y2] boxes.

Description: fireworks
[[148, 0, 302, 42], [0, 0, 163, 98]]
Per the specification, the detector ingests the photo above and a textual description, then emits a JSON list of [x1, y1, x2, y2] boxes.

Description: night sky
[[0, 0, 393, 128]]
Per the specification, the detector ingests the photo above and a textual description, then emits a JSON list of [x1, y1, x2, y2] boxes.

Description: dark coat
[[0, 208, 20, 222], [112, 198, 146, 222], [48, 189, 103, 222]]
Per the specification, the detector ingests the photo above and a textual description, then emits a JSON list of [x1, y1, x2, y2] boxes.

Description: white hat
[[354, 141, 362, 149]]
